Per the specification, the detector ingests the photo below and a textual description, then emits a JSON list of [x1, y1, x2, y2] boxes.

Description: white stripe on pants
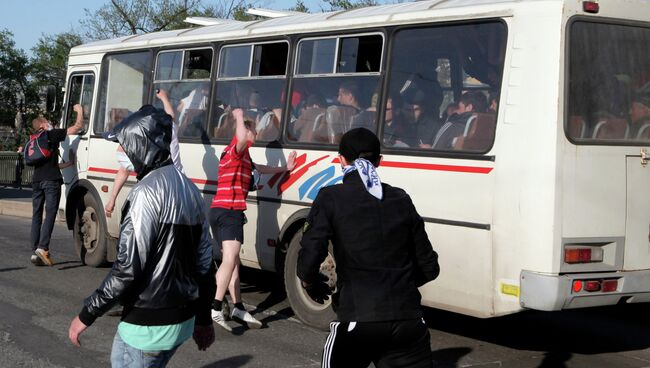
[[322, 321, 340, 368]]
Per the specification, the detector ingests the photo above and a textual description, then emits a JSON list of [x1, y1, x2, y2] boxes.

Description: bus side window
[[64, 73, 95, 133], [383, 23, 505, 152], [95, 52, 153, 135], [211, 42, 289, 142], [153, 48, 213, 139], [289, 34, 383, 145]]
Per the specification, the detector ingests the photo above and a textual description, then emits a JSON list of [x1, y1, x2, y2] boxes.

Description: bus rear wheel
[[73, 193, 108, 267], [284, 230, 337, 331]]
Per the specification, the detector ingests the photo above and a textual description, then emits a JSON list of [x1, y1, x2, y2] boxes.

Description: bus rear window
[[567, 21, 650, 143]]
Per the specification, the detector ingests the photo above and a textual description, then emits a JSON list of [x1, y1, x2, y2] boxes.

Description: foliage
[[0, 30, 38, 133], [288, 0, 310, 13], [30, 32, 83, 122], [324, 0, 379, 11], [81, 0, 260, 40]]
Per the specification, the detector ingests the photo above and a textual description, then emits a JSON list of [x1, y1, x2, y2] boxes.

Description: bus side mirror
[[46, 85, 57, 112]]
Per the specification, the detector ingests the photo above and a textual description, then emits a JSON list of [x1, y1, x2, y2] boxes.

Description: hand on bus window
[[287, 151, 297, 171], [73, 103, 83, 116]]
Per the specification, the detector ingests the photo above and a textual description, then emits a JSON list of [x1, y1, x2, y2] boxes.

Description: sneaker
[[35, 248, 53, 266], [231, 307, 262, 329], [30, 254, 44, 266], [211, 309, 232, 332]]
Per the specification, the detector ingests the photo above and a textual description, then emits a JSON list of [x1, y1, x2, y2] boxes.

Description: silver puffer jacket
[[78, 106, 215, 327]]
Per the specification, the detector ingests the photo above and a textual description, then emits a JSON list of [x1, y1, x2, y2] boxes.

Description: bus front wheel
[[73, 193, 108, 267], [284, 230, 337, 331]]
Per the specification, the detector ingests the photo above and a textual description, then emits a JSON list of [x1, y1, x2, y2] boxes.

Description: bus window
[[384, 22, 505, 152], [95, 52, 152, 134], [64, 73, 95, 132], [568, 21, 650, 143], [154, 48, 213, 139], [212, 42, 289, 142], [289, 34, 383, 144]]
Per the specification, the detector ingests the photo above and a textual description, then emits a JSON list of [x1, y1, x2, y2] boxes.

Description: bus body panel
[[58, 0, 650, 321]]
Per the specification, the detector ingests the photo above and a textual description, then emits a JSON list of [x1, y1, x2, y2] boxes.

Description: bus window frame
[[91, 49, 154, 138], [217, 40, 290, 80], [293, 32, 385, 77], [154, 46, 214, 83], [209, 39, 292, 144], [63, 71, 96, 133], [149, 44, 217, 144], [564, 16, 650, 147], [376, 19, 507, 160]]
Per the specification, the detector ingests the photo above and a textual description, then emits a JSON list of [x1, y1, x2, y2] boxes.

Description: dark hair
[[338, 128, 381, 165], [460, 91, 488, 113], [339, 81, 360, 101], [306, 93, 326, 107]]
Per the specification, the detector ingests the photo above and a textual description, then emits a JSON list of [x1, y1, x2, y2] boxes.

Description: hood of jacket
[[113, 105, 173, 180]]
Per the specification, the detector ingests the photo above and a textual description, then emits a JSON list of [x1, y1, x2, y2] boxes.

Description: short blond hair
[[32, 117, 48, 126]]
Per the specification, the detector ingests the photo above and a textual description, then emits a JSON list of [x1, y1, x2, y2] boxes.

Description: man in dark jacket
[[29, 104, 84, 266], [298, 128, 440, 368], [68, 106, 216, 367]]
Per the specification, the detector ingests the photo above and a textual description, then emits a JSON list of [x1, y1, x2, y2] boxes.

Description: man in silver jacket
[[68, 105, 216, 367]]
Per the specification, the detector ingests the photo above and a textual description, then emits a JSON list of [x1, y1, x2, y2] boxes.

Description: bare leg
[[105, 166, 130, 217], [228, 262, 241, 304], [215, 240, 241, 302]]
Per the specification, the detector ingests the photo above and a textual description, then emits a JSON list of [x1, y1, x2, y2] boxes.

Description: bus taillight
[[601, 279, 618, 292], [564, 247, 604, 264], [583, 1, 599, 14], [572, 279, 619, 293]]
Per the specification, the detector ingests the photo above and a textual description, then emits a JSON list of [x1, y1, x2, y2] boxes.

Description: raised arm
[[234, 108, 249, 153], [66, 104, 84, 135], [156, 89, 176, 121]]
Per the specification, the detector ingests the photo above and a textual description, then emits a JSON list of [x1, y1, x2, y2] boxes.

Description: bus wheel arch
[[69, 180, 111, 267]]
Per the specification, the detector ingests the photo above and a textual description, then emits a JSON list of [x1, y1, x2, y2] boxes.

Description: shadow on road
[[201, 354, 253, 368], [424, 303, 650, 366], [431, 347, 473, 368], [239, 267, 295, 326], [0, 266, 27, 273]]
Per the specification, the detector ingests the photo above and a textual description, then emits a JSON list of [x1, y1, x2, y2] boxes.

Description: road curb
[[0, 199, 65, 222]]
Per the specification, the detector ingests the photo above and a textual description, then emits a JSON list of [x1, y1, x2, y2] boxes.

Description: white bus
[[55, 0, 650, 329]]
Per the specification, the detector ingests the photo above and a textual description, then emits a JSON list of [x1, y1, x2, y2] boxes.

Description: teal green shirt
[[117, 317, 194, 351]]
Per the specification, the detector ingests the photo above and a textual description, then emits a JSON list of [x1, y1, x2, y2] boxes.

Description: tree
[[324, 0, 378, 11], [30, 32, 83, 122], [288, 0, 309, 13], [0, 30, 37, 128], [81, 0, 257, 40]]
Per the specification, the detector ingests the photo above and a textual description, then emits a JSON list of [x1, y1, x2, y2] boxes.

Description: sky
[[1, 0, 326, 54]]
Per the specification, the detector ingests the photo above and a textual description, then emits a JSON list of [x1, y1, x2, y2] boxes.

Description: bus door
[[624, 149, 650, 270], [62, 69, 97, 179]]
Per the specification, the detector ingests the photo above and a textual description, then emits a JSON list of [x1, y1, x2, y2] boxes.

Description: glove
[[301, 273, 333, 304]]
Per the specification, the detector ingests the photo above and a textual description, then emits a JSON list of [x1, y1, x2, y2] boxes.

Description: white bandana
[[342, 158, 383, 200]]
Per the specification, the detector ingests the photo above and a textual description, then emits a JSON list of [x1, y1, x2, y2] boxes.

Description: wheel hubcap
[[80, 207, 98, 250]]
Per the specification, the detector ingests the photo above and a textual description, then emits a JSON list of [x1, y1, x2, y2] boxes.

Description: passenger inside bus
[[325, 81, 364, 143], [293, 93, 327, 142], [350, 92, 379, 132], [432, 90, 488, 150], [383, 97, 412, 148], [400, 88, 442, 148], [629, 82, 650, 140]]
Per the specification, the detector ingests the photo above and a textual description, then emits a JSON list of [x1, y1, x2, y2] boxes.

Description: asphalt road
[[2, 214, 650, 367]]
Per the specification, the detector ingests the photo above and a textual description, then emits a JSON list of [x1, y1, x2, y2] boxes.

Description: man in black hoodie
[[68, 105, 216, 367], [298, 128, 440, 368]]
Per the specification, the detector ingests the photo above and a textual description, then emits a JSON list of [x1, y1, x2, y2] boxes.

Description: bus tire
[[284, 230, 336, 331], [73, 192, 108, 267]]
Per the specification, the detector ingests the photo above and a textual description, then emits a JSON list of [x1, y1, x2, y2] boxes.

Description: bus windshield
[[567, 21, 650, 143]]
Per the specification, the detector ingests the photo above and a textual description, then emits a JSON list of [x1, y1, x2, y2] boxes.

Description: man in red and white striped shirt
[[210, 108, 296, 331]]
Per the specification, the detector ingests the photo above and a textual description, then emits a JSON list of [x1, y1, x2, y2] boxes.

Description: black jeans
[[31, 180, 62, 252]]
